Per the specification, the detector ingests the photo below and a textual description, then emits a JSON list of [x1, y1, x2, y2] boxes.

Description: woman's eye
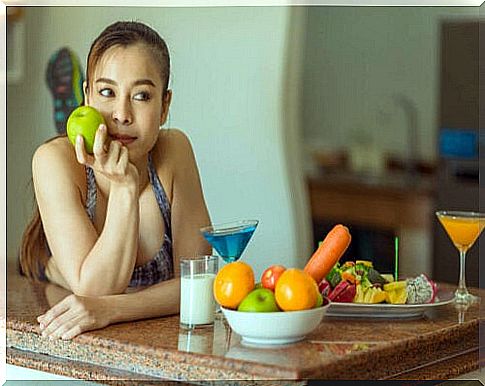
[[99, 88, 114, 97], [133, 92, 150, 101]]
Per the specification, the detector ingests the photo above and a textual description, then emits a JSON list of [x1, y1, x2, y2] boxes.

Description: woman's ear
[[83, 81, 89, 105], [160, 90, 172, 126]]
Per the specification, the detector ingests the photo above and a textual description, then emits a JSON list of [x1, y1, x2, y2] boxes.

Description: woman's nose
[[112, 98, 133, 125]]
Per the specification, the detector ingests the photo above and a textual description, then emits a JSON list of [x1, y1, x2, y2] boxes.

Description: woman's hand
[[37, 294, 112, 340], [75, 124, 139, 188]]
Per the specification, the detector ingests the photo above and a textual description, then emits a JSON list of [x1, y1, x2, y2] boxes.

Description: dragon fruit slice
[[328, 280, 356, 303], [406, 274, 437, 304]]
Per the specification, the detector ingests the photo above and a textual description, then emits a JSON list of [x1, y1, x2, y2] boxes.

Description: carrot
[[304, 224, 351, 284]]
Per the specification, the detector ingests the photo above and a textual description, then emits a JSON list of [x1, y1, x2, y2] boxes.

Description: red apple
[[260, 265, 286, 291]]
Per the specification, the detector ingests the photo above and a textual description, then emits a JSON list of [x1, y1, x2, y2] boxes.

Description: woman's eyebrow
[[95, 78, 116, 85], [95, 78, 156, 87], [133, 79, 156, 87]]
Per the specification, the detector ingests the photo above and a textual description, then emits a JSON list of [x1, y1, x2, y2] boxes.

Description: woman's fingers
[[37, 295, 71, 329], [92, 124, 109, 159], [75, 135, 91, 166], [42, 310, 89, 340], [73, 124, 135, 183], [59, 324, 83, 340], [40, 309, 78, 338], [38, 294, 86, 339], [106, 140, 122, 166], [118, 146, 129, 173], [37, 295, 110, 340]]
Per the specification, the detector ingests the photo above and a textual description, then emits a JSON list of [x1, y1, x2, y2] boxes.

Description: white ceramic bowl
[[221, 302, 330, 345]]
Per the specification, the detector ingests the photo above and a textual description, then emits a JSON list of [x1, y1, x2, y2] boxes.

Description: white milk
[[180, 273, 216, 326]]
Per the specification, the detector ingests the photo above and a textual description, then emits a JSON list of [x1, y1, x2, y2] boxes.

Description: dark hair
[[86, 21, 171, 95], [19, 21, 171, 281]]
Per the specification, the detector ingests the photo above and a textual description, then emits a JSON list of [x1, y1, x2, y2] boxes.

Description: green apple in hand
[[237, 288, 280, 312], [67, 106, 105, 154]]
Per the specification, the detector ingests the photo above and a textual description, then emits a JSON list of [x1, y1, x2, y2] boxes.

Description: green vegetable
[[368, 268, 387, 286], [360, 276, 373, 291], [354, 262, 370, 276], [326, 263, 342, 288]]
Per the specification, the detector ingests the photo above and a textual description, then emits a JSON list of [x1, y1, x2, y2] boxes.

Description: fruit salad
[[318, 260, 438, 305]]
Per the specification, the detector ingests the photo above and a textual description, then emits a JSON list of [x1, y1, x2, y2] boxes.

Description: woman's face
[[84, 43, 170, 162]]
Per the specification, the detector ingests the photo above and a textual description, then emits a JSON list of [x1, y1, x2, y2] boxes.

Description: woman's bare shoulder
[[33, 136, 86, 188], [155, 128, 194, 163], [34, 136, 74, 161], [152, 129, 197, 204]]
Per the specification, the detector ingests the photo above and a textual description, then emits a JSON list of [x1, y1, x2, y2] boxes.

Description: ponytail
[[19, 202, 49, 281]]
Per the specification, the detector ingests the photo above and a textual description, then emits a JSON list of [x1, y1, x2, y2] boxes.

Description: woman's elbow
[[72, 279, 128, 297]]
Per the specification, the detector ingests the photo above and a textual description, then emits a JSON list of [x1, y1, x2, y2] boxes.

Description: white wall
[[301, 6, 479, 163], [7, 6, 312, 278]]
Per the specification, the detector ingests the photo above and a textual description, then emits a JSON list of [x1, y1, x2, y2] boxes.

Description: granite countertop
[[7, 263, 483, 384]]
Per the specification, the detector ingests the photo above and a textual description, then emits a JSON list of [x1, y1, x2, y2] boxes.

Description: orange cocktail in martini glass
[[436, 211, 485, 305]]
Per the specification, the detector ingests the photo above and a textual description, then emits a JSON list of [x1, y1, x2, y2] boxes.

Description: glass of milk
[[180, 256, 218, 330]]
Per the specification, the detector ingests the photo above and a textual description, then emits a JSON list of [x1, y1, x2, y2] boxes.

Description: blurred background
[[6, 6, 483, 283]]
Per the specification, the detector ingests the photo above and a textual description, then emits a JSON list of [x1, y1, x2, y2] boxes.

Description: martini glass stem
[[454, 248, 479, 305], [456, 249, 469, 301]]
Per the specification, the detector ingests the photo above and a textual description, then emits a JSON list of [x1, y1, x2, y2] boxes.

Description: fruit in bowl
[[213, 262, 329, 345], [275, 268, 320, 311], [213, 261, 254, 309], [237, 288, 280, 312], [221, 302, 329, 345], [260, 264, 286, 291]]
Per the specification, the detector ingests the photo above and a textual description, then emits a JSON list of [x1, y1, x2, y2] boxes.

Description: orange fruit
[[213, 261, 255, 309], [275, 268, 319, 311]]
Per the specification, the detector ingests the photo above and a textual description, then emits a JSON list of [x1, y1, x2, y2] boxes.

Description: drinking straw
[[394, 236, 399, 281]]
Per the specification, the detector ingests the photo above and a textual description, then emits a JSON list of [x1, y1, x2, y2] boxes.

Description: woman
[[19, 20, 212, 339]]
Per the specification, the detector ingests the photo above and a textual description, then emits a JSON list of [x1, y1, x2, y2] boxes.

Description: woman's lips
[[111, 134, 137, 145]]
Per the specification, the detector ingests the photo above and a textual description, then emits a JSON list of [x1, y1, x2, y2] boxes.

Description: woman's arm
[[164, 129, 212, 273], [38, 278, 180, 340], [34, 131, 139, 296], [38, 129, 213, 339]]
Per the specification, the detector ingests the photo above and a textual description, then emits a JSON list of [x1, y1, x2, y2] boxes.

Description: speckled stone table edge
[[300, 320, 481, 379], [7, 347, 304, 386], [387, 348, 480, 380], [7, 347, 164, 384], [7, 312, 481, 381], [7, 328, 291, 382]]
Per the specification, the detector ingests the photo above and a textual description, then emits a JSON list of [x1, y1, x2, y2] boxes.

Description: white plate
[[327, 289, 455, 319], [221, 302, 330, 345]]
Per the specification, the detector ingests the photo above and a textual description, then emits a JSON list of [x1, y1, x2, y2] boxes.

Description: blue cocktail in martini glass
[[200, 220, 259, 263]]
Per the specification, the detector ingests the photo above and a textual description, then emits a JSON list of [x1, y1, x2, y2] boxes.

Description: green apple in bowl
[[237, 288, 280, 312], [67, 106, 105, 154], [315, 292, 323, 308]]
